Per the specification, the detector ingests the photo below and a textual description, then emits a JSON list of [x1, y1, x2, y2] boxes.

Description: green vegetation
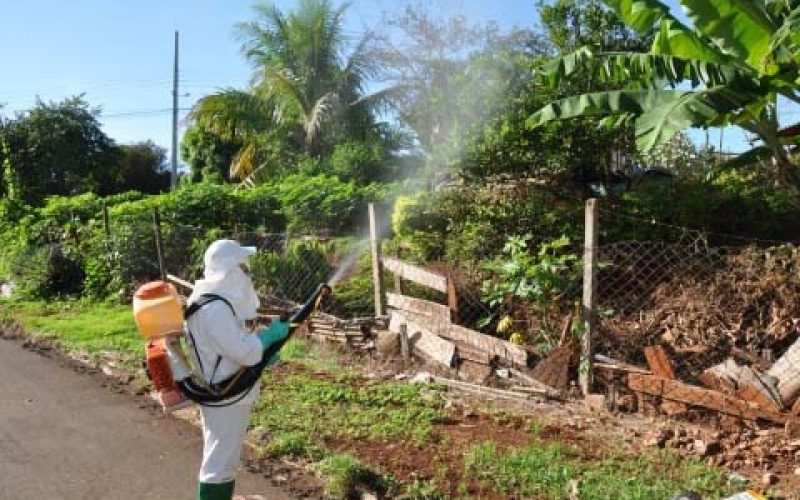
[[463, 441, 729, 499], [252, 371, 444, 446], [1, 300, 140, 362], [3, 0, 800, 497], [531, 0, 800, 192], [1, 299, 734, 499]]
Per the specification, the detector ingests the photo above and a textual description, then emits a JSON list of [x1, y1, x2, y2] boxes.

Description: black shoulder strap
[[183, 293, 237, 386], [185, 294, 235, 320]]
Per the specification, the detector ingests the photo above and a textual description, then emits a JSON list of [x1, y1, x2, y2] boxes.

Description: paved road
[[0, 337, 302, 500]]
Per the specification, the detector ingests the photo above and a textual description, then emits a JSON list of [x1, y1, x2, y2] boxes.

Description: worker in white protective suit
[[186, 239, 283, 500]]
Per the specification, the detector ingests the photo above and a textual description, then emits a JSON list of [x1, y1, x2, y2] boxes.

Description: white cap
[[203, 239, 256, 280]]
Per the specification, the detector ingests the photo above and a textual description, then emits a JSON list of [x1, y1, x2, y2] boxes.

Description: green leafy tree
[[636, 131, 713, 181], [269, 173, 377, 233], [481, 235, 582, 348], [0, 96, 120, 206], [374, 8, 547, 180], [457, 0, 650, 187], [530, 0, 800, 193], [538, 0, 652, 54], [180, 126, 243, 183], [111, 141, 171, 194], [188, 0, 389, 183]]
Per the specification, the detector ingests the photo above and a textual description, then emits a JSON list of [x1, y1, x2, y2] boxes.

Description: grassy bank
[[1, 299, 736, 499]]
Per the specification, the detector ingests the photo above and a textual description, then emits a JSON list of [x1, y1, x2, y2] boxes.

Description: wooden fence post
[[447, 274, 459, 324], [399, 323, 410, 362], [369, 202, 387, 316], [102, 201, 112, 263], [152, 207, 166, 281], [581, 198, 598, 395]]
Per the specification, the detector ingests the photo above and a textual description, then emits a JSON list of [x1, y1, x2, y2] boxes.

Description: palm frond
[[189, 90, 275, 140], [229, 142, 258, 181], [305, 92, 337, 150]]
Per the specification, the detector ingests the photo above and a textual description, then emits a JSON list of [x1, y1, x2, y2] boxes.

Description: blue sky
[[0, 0, 538, 157], [1, 0, 794, 158]]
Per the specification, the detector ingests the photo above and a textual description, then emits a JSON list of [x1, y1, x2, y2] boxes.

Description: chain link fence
[[103, 200, 800, 417], [594, 208, 800, 418]]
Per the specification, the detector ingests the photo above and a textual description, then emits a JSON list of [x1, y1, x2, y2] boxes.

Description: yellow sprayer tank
[[133, 281, 184, 339]]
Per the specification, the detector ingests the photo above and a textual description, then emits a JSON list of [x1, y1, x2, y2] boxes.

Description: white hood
[[187, 239, 260, 320]]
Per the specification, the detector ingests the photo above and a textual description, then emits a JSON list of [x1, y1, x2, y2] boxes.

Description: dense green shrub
[[6, 244, 85, 299], [269, 174, 381, 235], [391, 186, 584, 265], [611, 174, 800, 243], [390, 193, 449, 262]]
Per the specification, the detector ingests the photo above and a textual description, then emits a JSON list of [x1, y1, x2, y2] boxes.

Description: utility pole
[[170, 30, 179, 190]]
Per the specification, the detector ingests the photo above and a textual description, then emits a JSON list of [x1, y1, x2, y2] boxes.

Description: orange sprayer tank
[[145, 339, 190, 411], [133, 281, 184, 339]]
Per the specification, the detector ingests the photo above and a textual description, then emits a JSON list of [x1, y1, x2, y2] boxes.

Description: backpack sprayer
[[133, 281, 331, 411]]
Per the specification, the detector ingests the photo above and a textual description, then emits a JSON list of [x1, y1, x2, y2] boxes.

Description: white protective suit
[[185, 239, 265, 488]]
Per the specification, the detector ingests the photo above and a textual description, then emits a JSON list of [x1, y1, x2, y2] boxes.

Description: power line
[[101, 107, 192, 119]]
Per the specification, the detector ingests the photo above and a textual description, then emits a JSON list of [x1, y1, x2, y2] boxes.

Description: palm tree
[[530, 0, 800, 191], [189, 0, 384, 183]]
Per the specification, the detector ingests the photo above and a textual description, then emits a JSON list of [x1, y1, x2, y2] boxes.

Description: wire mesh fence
[[103, 200, 800, 417], [594, 208, 800, 418]]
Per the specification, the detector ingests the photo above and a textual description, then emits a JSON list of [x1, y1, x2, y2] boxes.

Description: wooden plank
[[382, 257, 448, 292], [166, 273, 193, 291], [593, 354, 650, 374], [458, 360, 493, 384], [447, 274, 459, 324], [643, 346, 677, 379], [643, 345, 686, 414], [387, 293, 451, 323], [661, 401, 688, 416], [698, 359, 782, 412], [390, 309, 528, 368], [581, 198, 598, 395], [697, 371, 734, 393], [594, 362, 651, 375], [444, 323, 529, 367], [389, 312, 455, 367], [410, 329, 456, 368], [510, 386, 563, 400], [737, 383, 783, 413], [530, 345, 573, 391], [628, 373, 789, 424], [454, 341, 492, 365], [432, 376, 538, 404], [369, 203, 387, 316]]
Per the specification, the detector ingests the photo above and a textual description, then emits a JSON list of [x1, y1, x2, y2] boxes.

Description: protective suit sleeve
[[191, 301, 264, 368]]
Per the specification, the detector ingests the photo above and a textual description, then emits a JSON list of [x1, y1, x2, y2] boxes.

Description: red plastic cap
[[134, 281, 172, 299]]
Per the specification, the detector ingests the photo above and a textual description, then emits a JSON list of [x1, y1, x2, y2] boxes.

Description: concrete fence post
[[581, 198, 599, 395]]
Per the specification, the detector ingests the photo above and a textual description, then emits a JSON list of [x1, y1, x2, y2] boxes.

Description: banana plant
[[529, 0, 800, 189]]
